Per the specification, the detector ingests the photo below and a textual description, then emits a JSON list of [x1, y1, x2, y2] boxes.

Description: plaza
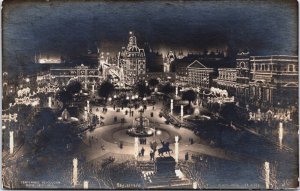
[[1, 3, 299, 188]]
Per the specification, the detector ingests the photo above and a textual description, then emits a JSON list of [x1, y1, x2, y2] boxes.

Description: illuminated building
[[35, 53, 62, 64], [50, 64, 102, 86], [187, 60, 214, 89], [119, 32, 146, 85], [214, 53, 298, 109], [213, 68, 237, 95], [249, 55, 298, 108]]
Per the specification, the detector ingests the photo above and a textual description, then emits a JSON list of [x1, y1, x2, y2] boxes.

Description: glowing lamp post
[[175, 136, 179, 163], [193, 182, 197, 189], [264, 161, 270, 189], [91, 84, 95, 93], [279, 122, 283, 149], [87, 100, 90, 113], [84, 107, 88, 121], [170, 99, 173, 115], [9, 131, 14, 155], [83, 181, 88, 189], [73, 158, 78, 187], [48, 96, 52, 108], [134, 137, 139, 160], [180, 105, 184, 122]]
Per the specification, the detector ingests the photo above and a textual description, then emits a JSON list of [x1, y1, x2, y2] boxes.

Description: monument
[[127, 109, 153, 137]]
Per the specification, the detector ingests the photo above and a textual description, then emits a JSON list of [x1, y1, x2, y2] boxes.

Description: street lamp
[[156, 130, 161, 135], [147, 130, 152, 135]]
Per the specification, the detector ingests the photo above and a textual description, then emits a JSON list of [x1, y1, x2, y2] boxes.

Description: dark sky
[[2, 0, 298, 76]]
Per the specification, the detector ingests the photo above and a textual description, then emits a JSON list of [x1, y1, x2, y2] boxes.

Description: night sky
[[2, 0, 298, 77]]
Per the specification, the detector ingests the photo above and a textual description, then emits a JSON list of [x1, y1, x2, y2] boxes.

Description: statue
[[158, 139, 173, 156]]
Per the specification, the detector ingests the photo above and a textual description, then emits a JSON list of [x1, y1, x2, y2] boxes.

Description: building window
[[288, 64, 294, 72], [240, 62, 246, 68]]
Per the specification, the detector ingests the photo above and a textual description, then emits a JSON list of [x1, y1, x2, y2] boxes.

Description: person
[[141, 147, 145, 156], [185, 152, 189, 161], [150, 150, 154, 161]]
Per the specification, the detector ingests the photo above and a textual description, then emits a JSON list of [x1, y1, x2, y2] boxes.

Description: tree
[[56, 89, 72, 108], [135, 80, 150, 98], [97, 81, 115, 99], [148, 79, 159, 88], [182, 90, 197, 105], [66, 80, 82, 94], [160, 83, 175, 95], [33, 108, 57, 129], [56, 81, 82, 108], [16, 104, 34, 125], [2, 95, 15, 110]]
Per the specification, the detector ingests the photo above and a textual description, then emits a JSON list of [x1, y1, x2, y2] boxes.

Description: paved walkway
[[78, 105, 236, 164]]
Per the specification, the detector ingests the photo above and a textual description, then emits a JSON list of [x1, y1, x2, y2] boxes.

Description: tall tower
[[167, 51, 176, 63], [236, 50, 250, 84], [235, 50, 250, 103], [163, 56, 170, 72], [167, 51, 176, 72]]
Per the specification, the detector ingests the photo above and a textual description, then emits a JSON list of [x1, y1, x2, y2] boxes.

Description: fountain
[[127, 109, 153, 137]]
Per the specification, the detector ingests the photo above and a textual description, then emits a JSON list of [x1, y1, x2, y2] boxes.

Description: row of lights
[[108, 94, 147, 101]]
